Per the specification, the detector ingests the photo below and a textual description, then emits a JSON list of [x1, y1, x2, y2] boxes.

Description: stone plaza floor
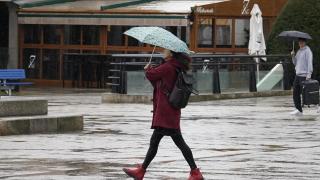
[[0, 93, 320, 180]]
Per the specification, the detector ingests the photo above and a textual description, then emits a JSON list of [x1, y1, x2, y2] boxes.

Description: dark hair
[[171, 51, 192, 71], [298, 38, 307, 42]]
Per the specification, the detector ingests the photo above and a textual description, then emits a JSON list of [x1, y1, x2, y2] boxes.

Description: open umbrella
[[279, 31, 312, 40], [278, 30, 312, 51], [124, 27, 191, 63]]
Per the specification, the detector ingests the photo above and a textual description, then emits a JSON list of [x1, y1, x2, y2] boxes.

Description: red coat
[[145, 58, 185, 130]]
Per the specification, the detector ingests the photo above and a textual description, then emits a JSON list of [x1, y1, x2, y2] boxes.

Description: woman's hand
[[144, 63, 151, 70]]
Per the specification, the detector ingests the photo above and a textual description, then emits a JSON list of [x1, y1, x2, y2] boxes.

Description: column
[[7, 3, 18, 69]]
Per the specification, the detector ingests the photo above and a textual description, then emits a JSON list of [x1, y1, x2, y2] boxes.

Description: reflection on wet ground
[[0, 94, 320, 179]]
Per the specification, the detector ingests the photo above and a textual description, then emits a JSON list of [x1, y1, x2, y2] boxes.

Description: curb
[[102, 90, 293, 104]]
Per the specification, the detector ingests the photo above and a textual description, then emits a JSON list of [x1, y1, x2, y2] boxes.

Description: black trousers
[[142, 129, 197, 170], [293, 75, 306, 112]]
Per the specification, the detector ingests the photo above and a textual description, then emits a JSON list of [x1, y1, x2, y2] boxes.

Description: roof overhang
[[16, 0, 228, 26], [18, 13, 189, 26]]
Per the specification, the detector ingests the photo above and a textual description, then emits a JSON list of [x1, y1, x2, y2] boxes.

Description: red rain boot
[[188, 168, 204, 180], [123, 164, 146, 180]]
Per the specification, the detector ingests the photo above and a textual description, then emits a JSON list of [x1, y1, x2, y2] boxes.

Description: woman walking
[[123, 49, 204, 180]]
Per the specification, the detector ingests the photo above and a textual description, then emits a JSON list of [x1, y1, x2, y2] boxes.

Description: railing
[[107, 54, 292, 94]]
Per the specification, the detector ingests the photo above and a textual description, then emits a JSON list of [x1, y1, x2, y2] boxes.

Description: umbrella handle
[[292, 41, 295, 51], [149, 46, 157, 64]]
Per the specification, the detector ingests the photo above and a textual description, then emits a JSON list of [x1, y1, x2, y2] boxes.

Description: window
[[83, 26, 100, 45], [63, 50, 80, 80], [43, 25, 61, 44], [180, 27, 189, 45], [166, 27, 178, 36], [42, 49, 60, 80], [0, 48, 8, 68], [197, 18, 214, 48], [216, 19, 232, 48], [106, 50, 125, 54], [23, 48, 40, 79], [126, 26, 145, 47], [0, 5, 8, 47], [64, 26, 81, 45], [167, 26, 189, 45], [24, 25, 41, 44], [107, 26, 126, 46], [235, 19, 250, 48], [65, 49, 80, 54], [128, 36, 144, 47], [82, 50, 100, 54]]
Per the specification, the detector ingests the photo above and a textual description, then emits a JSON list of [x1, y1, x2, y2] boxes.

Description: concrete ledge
[[57, 116, 84, 132], [189, 90, 293, 102], [102, 90, 293, 104], [0, 115, 83, 136], [0, 98, 48, 117], [102, 93, 152, 104]]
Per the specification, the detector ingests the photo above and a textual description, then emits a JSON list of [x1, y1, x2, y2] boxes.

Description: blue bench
[[0, 69, 33, 96]]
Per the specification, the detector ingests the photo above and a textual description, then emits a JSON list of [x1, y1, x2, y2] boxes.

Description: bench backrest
[[0, 69, 27, 80]]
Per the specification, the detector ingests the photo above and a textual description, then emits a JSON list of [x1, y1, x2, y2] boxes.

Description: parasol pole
[[256, 51, 260, 82]]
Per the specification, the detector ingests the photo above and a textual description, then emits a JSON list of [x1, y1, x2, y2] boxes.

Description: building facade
[[2, 0, 288, 87]]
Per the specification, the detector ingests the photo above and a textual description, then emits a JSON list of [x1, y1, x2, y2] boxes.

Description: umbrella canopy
[[278, 31, 312, 40], [278, 31, 312, 51], [248, 4, 266, 59], [124, 27, 191, 54]]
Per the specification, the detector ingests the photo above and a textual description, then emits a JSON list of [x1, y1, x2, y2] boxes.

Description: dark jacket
[[145, 58, 187, 130]]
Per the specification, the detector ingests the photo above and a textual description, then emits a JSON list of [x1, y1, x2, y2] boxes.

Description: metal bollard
[[120, 71, 127, 94], [249, 63, 257, 92], [212, 63, 221, 94], [282, 60, 291, 90]]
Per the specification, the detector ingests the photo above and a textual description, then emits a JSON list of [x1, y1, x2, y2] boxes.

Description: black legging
[[142, 129, 197, 170]]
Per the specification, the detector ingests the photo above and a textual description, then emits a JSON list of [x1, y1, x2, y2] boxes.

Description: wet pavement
[[0, 94, 320, 180]]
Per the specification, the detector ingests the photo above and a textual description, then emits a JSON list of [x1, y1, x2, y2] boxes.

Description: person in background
[[290, 38, 313, 116], [122, 49, 204, 180]]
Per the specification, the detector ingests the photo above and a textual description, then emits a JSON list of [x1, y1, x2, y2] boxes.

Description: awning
[[16, 0, 223, 26], [18, 13, 189, 26], [101, 0, 221, 13], [16, 0, 219, 13]]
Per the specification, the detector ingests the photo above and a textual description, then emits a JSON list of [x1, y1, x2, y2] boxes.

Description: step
[[0, 114, 83, 136], [0, 98, 48, 117], [106, 83, 120, 86], [108, 76, 120, 79]]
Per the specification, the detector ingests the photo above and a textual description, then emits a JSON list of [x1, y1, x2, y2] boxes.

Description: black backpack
[[164, 69, 198, 109]]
